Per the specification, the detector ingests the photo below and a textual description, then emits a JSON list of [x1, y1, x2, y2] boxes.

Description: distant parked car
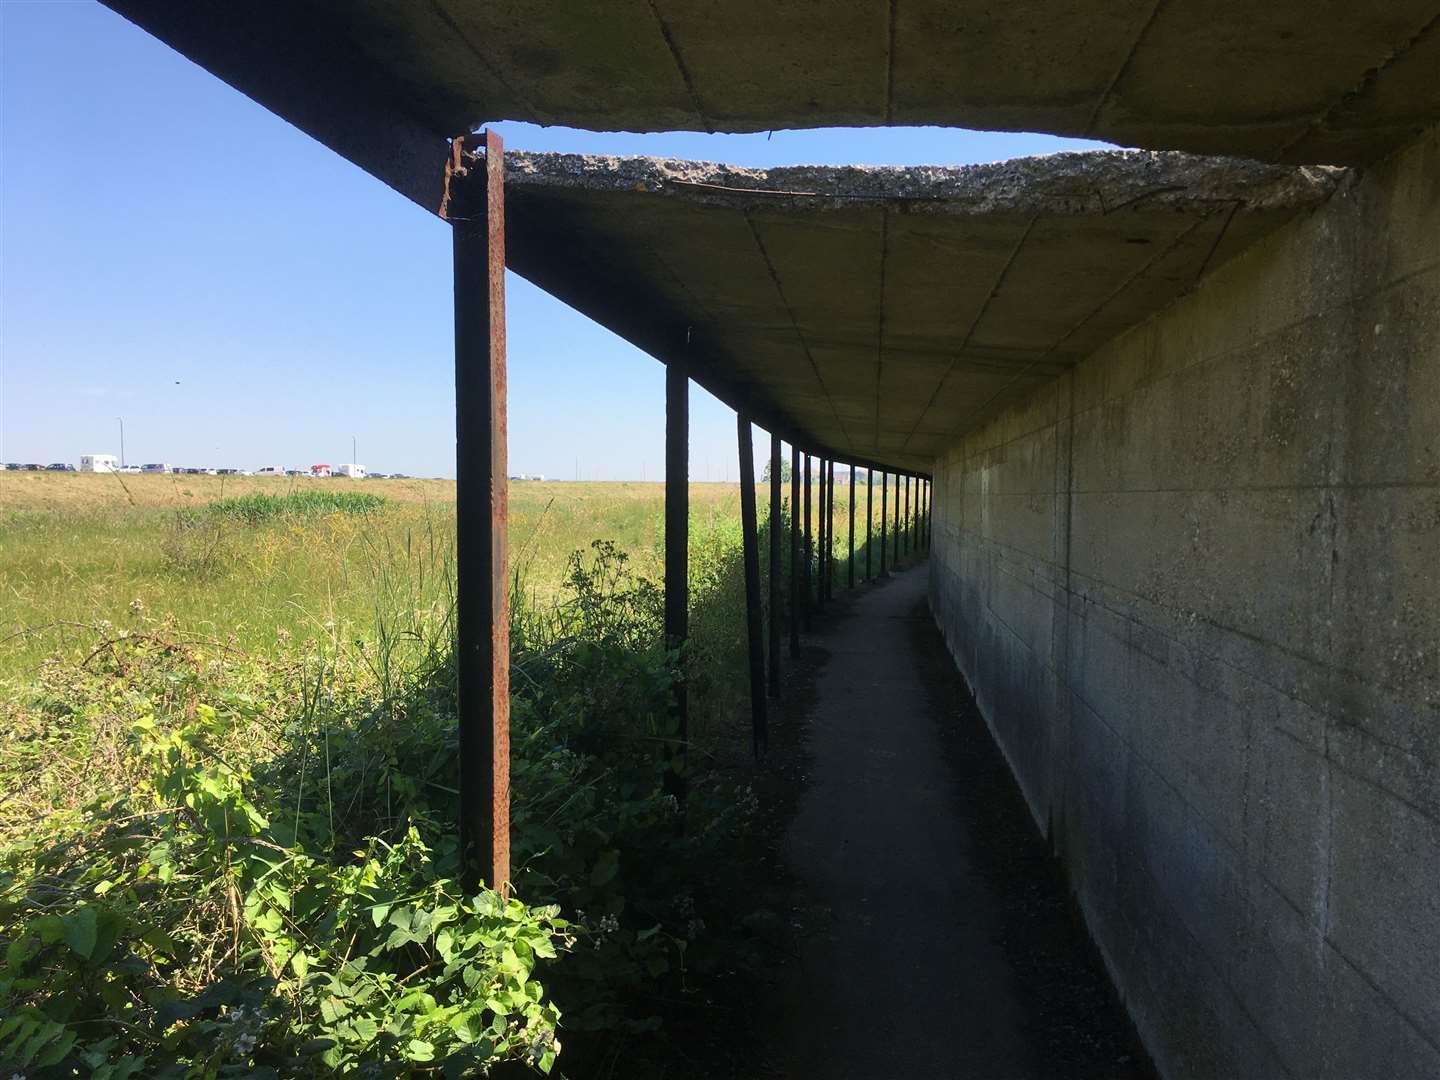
[[285, 469, 305, 477], [368, 472, 389, 479], [255, 465, 285, 476], [46, 463, 75, 472], [22, 464, 43, 471], [4, 463, 19, 471], [389, 473, 409, 479], [117, 465, 141, 474], [140, 463, 170, 474]]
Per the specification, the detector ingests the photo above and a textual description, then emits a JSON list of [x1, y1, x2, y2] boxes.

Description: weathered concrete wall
[[928, 125, 1439, 1079]]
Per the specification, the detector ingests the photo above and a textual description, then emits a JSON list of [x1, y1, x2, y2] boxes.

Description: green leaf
[[63, 907, 98, 959], [407, 1039, 435, 1062], [589, 849, 620, 887]]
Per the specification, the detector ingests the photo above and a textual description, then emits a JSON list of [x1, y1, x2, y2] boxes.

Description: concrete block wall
[[928, 125, 1439, 1079]]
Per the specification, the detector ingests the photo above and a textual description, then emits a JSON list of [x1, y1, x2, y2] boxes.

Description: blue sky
[[1, 1, 1110, 479]]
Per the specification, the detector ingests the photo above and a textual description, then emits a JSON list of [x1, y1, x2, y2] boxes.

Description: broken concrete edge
[[461, 147, 1346, 216]]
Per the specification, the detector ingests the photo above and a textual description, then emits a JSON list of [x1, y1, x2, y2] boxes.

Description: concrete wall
[[928, 125, 1439, 1079]]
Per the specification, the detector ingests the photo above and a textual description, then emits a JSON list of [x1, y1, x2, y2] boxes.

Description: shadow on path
[[767, 562, 1153, 1079]]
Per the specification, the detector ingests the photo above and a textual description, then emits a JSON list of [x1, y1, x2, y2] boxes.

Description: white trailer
[[334, 463, 366, 478], [79, 454, 119, 473], [255, 465, 285, 476]]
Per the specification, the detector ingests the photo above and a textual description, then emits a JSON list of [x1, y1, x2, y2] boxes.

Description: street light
[[116, 417, 125, 467]]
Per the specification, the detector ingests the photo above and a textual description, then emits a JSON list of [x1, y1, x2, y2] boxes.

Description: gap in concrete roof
[[485, 121, 1118, 170]]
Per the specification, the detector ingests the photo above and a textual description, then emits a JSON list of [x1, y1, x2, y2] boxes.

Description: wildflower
[[525, 1026, 557, 1065], [597, 913, 619, 935], [128, 597, 145, 615]]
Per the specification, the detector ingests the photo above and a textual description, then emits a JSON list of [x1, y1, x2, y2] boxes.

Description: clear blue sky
[[1, 1, 1110, 479]]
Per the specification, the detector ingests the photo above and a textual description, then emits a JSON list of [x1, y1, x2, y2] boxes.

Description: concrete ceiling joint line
[[1275, 10, 1440, 160], [1084, 0, 1169, 136], [884, 0, 899, 124], [873, 206, 891, 449], [900, 213, 1039, 452], [945, 208, 1217, 438], [428, 0, 542, 125], [644, 0, 715, 133], [742, 209, 854, 452]]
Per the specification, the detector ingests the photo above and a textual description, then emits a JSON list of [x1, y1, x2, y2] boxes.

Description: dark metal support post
[[803, 453, 812, 628], [664, 358, 689, 796], [738, 416, 767, 755], [865, 468, 873, 580], [789, 445, 801, 658], [880, 471, 888, 575], [815, 457, 826, 610], [454, 129, 510, 893], [893, 472, 901, 565], [826, 459, 836, 599], [904, 475, 911, 557], [767, 432, 782, 699], [847, 463, 855, 588]]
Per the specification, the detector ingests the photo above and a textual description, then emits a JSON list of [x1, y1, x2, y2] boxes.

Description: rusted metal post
[[664, 357, 689, 796], [893, 472, 901, 566], [865, 468, 873, 580], [904, 474, 911, 558], [880, 470, 888, 575], [815, 457, 826, 610], [847, 463, 856, 588], [453, 129, 509, 894], [789, 444, 801, 657], [768, 432, 782, 699], [803, 453, 812, 629], [923, 478, 930, 551], [826, 459, 836, 600], [738, 416, 767, 755]]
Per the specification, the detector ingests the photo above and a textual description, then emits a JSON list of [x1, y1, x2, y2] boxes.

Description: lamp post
[[116, 417, 125, 467]]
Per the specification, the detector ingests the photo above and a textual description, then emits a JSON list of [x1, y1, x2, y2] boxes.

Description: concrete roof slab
[[484, 149, 1341, 472], [103, 1, 1440, 213]]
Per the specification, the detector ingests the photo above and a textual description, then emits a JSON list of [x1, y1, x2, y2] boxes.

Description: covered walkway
[[771, 562, 1150, 1079]]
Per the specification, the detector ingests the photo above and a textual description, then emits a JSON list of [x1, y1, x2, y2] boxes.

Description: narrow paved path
[[770, 562, 1150, 1080]]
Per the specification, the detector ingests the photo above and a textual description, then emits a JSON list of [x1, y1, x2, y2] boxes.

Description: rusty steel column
[[814, 457, 825, 611], [803, 453, 812, 629], [664, 356, 689, 797], [453, 129, 509, 894], [738, 416, 767, 755], [865, 468, 874, 580], [768, 432, 782, 699], [789, 444, 801, 658], [880, 470, 888, 575], [893, 472, 901, 566], [826, 459, 836, 600], [847, 463, 856, 588], [904, 474, 911, 558], [923, 478, 930, 551]]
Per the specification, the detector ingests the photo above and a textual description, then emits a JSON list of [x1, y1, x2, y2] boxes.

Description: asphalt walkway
[[771, 562, 1151, 1080]]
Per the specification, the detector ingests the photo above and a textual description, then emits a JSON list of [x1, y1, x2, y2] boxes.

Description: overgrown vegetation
[[207, 490, 387, 524], [0, 484, 791, 1076]]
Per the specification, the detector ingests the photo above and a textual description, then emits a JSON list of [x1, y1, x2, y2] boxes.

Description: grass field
[[1, 475, 742, 680], [1, 472, 918, 680], [0, 469, 927, 1076]]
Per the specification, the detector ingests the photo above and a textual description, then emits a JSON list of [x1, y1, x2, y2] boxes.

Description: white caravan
[[79, 454, 119, 473], [334, 463, 366, 478]]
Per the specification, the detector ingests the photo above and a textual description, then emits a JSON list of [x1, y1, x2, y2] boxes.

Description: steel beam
[[904, 475, 911, 557], [664, 356, 689, 796], [454, 129, 509, 894], [738, 416, 767, 755], [768, 432, 782, 699]]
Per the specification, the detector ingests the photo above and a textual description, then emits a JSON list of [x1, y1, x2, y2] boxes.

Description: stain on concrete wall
[[928, 125, 1439, 1080]]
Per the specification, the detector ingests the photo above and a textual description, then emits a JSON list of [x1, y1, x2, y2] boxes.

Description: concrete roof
[[475, 150, 1340, 471], [103, 2, 1438, 211]]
